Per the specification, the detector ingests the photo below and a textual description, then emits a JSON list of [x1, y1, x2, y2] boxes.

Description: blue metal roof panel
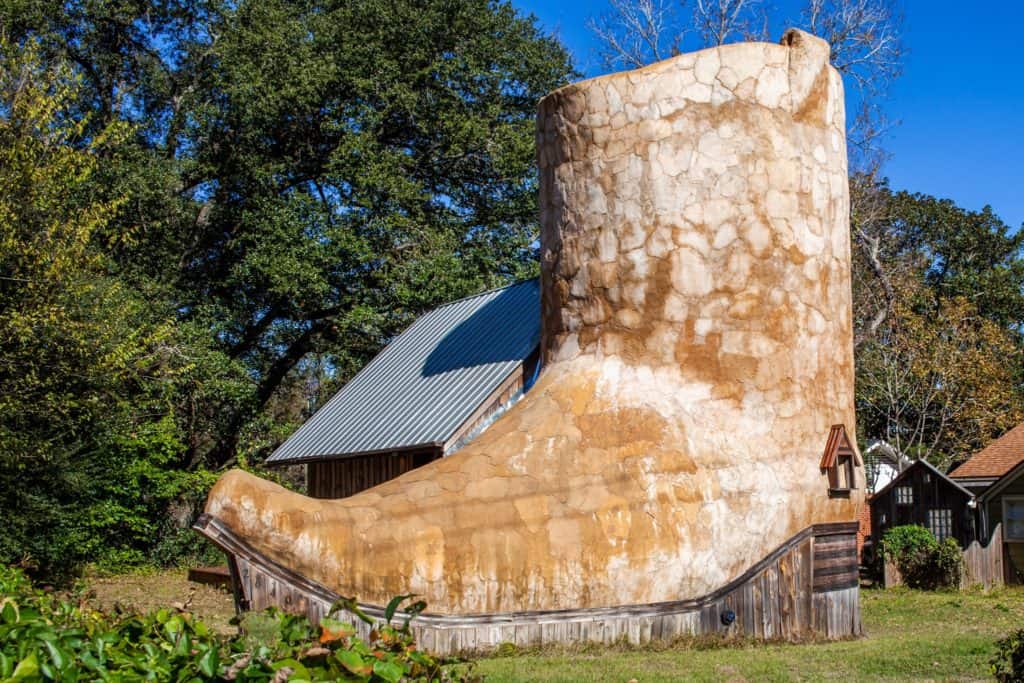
[[267, 278, 540, 463]]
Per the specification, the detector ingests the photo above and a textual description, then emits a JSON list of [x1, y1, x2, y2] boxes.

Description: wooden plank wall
[[307, 452, 433, 499], [196, 515, 862, 655], [870, 462, 975, 549], [443, 367, 526, 454], [813, 531, 859, 592], [962, 523, 1005, 589]]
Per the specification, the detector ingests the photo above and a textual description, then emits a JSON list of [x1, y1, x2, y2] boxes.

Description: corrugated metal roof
[[267, 278, 540, 464]]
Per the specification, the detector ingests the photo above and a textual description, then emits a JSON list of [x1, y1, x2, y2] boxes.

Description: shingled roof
[[950, 422, 1024, 480], [266, 279, 540, 465]]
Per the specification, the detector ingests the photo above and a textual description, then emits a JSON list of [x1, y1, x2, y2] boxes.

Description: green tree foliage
[[182, 0, 574, 462], [852, 179, 1024, 469], [0, 0, 574, 577], [5, 0, 575, 466], [0, 37, 232, 577]]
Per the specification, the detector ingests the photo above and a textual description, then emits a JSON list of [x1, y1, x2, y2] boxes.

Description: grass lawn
[[86, 568, 238, 635], [473, 587, 1024, 682], [82, 572, 1022, 681]]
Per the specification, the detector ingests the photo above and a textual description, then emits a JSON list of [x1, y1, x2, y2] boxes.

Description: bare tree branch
[[694, 0, 765, 45], [851, 173, 898, 348], [803, 0, 904, 173], [804, 0, 903, 91], [588, 0, 684, 69]]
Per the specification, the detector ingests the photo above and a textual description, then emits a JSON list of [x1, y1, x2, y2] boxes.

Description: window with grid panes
[[927, 508, 952, 541]]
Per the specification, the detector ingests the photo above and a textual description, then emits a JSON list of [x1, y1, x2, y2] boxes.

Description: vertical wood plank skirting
[[194, 515, 862, 655]]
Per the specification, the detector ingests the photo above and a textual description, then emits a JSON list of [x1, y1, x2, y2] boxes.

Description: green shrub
[[991, 628, 1024, 682], [0, 566, 475, 681], [881, 525, 962, 589], [933, 538, 964, 586]]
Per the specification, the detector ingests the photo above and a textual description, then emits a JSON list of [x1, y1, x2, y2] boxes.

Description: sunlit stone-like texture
[[204, 28, 862, 614]]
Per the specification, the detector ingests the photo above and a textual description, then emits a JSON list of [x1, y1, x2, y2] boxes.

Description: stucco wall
[[204, 28, 863, 615]]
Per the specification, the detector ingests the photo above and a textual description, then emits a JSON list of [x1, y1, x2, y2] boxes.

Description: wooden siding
[[307, 450, 437, 499], [870, 461, 975, 548], [812, 530, 859, 591], [305, 355, 542, 500], [984, 469, 1024, 531], [195, 515, 861, 654], [985, 472, 1024, 583]]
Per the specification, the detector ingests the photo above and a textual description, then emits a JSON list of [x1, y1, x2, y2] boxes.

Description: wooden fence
[[962, 523, 1004, 589], [884, 523, 1005, 589]]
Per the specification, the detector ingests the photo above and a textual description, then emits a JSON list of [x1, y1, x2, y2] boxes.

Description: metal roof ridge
[[429, 277, 538, 311]]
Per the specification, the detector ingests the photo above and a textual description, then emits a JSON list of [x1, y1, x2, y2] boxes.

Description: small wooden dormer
[[821, 424, 861, 497]]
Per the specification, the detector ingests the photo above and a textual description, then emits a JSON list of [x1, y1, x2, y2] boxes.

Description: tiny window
[[896, 486, 913, 505], [928, 508, 952, 541]]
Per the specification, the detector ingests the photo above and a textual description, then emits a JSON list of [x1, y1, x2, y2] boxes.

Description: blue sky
[[514, 0, 1024, 230]]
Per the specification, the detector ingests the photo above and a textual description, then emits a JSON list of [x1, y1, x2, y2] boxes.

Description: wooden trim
[[226, 554, 247, 612], [820, 425, 858, 469], [187, 566, 231, 588], [443, 365, 525, 453], [196, 514, 340, 607], [953, 476, 998, 488], [874, 459, 976, 503], [1003, 496, 1024, 542], [813, 521, 861, 536]]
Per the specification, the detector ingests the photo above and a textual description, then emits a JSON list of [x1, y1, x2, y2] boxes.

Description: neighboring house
[[951, 422, 1024, 582], [863, 440, 913, 494], [869, 459, 977, 549], [266, 279, 541, 499], [858, 440, 912, 562]]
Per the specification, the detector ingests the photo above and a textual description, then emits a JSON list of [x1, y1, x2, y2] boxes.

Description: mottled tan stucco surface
[[205, 29, 863, 615]]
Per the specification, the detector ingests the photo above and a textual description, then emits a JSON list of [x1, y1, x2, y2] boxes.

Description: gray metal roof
[[267, 278, 540, 464]]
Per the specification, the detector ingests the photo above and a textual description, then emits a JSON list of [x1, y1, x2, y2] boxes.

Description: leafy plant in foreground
[[0, 565, 475, 681], [991, 628, 1024, 682]]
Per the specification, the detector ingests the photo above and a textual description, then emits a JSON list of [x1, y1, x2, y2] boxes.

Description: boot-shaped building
[[198, 28, 864, 652]]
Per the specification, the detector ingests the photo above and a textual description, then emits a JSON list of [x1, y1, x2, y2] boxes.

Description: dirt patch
[[84, 569, 237, 635]]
